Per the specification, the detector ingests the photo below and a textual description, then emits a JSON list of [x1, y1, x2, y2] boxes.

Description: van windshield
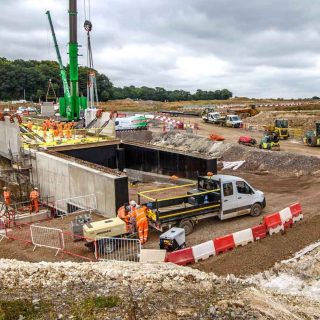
[[231, 116, 240, 121]]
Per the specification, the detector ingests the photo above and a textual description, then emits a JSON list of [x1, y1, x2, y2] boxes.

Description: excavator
[[304, 122, 320, 147]]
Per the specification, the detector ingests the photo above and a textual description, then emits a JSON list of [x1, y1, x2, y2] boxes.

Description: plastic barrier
[[165, 247, 195, 266], [279, 207, 292, 223], [263, 212, 284, 235], [213, 234, 235, 254], [251, 224, 267, 240], [289, 203, 303, 223], [191, 240, 215, 262], [283, 218, 293, 229], [232, 228, 254, 247]]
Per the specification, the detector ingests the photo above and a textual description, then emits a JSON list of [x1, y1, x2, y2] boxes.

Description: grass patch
[[0, 299, 53, 320], [71, 295, 121, 320]]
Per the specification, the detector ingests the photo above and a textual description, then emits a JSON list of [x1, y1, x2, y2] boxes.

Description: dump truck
[[137, 174, 266, 235], [304, 121, 320, 147], [216, 115, 243, 128]]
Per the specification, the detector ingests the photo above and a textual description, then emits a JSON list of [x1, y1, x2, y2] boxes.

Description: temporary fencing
[[30, 225, 64, 256], [55, 194, 97, 217], [95, 237, 141, 262], [1, 219, 97, 261], [165, 202, 303, 266], [5, 221, 32, 244]]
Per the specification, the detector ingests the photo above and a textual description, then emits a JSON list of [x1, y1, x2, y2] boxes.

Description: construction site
[[0, 1, 320, 319]]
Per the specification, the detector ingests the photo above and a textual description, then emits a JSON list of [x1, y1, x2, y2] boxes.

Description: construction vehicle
[[259, 132, 280, 151], [265, 119, 289, 140], [138, 174, 266, 235], [202, 110, 221, 123], [46, 0, 87, 121], [115, 115, 148, 131], [304, 121, 320, 147], [228, 105, 259, 119], [216, 115, 243, 128]]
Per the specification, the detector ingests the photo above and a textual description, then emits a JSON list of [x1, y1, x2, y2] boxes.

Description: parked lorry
[[202, 110, 221, 123], [304, 121, 320, 147], [137, 174, 266, 235], [216, 115, 243, 128]]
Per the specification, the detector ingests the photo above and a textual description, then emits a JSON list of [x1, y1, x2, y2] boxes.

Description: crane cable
[[83, 0, 98, 107]]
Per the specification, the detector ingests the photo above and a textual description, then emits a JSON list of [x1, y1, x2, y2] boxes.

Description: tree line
[[0, 58, 232, 102]]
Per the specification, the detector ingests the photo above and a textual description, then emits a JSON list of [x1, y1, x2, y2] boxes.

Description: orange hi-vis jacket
[[3, 190, 10, 205], [30, 190, 39, 200], [117, 206, 129, 222], [133, 207, 147, 227]]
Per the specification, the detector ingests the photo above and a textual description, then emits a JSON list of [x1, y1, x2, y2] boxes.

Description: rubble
[[0, 248, 319, 319]]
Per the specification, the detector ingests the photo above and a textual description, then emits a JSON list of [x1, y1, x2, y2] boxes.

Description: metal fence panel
[[95, 237, 141, 262], [55, 194, 97, 217], [30, 225, 64, 255]]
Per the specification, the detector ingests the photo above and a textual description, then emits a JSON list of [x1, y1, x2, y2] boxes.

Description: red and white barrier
[[263, 212, 284, 235], [165, 247, 195, 266], [232, 228, 254, 247], [251, 224, 267, 240], [165, 203, 303, 266], [191, 240, 215, 262], [289, 202, 303, 223], [214, 234, 235, 254]]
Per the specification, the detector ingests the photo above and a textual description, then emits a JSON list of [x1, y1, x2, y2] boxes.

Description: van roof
[[200, 174, 244, 182]]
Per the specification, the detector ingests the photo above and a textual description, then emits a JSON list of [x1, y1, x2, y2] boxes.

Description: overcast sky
[[2, 0, 320, 98]]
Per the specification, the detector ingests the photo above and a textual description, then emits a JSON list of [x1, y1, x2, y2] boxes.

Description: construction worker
[[2, 187, 11, 206], [128, 200, 138, 233], [131, 205, 148, 244], [30, 187, 40, 213], [26, 118, 33, 131], [117, 202, 130, 233]]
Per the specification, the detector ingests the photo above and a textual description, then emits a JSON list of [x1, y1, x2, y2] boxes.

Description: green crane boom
[[45, 10, 71, 114], [46, 0, 87, 121]]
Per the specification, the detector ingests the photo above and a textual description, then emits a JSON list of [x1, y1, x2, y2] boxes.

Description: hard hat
[[3, 187, 7, 190], [130, 200, 137, 207], [34, 187, 38, 190]]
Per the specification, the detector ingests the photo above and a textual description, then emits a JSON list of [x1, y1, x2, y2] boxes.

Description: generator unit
[[159, 227, 186, 252], [83, 217, 126, 239]]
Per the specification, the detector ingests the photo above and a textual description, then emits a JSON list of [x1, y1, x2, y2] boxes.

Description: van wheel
[[179, 220, 194, 236], [250, 203, 262, 217]]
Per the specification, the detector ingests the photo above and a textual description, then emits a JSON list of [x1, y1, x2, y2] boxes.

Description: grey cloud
[[1, 0, 320, 97]]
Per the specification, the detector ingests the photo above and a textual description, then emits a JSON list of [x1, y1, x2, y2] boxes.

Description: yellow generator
[[83, 217, 128, 253], [83, 217, 126, 239]]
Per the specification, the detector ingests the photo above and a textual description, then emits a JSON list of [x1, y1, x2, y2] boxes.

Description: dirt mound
[[221, 144, 320, 176], [151, 132, 230, 157], [244, 110, 320, 133]]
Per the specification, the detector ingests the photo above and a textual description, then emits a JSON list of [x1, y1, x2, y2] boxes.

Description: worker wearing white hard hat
[[129, 200, 139, 233]]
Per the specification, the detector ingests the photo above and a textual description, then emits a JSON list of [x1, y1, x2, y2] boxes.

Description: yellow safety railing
[[138, 184, 220, 203]]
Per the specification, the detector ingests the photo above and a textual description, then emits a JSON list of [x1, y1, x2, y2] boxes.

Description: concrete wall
[[0, 117, 21, 159], [33, 152, 128, 216]]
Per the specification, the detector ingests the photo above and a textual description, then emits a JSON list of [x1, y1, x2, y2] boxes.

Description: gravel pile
[[151, 132, 230, 157], [221, 144, 320, 176]]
